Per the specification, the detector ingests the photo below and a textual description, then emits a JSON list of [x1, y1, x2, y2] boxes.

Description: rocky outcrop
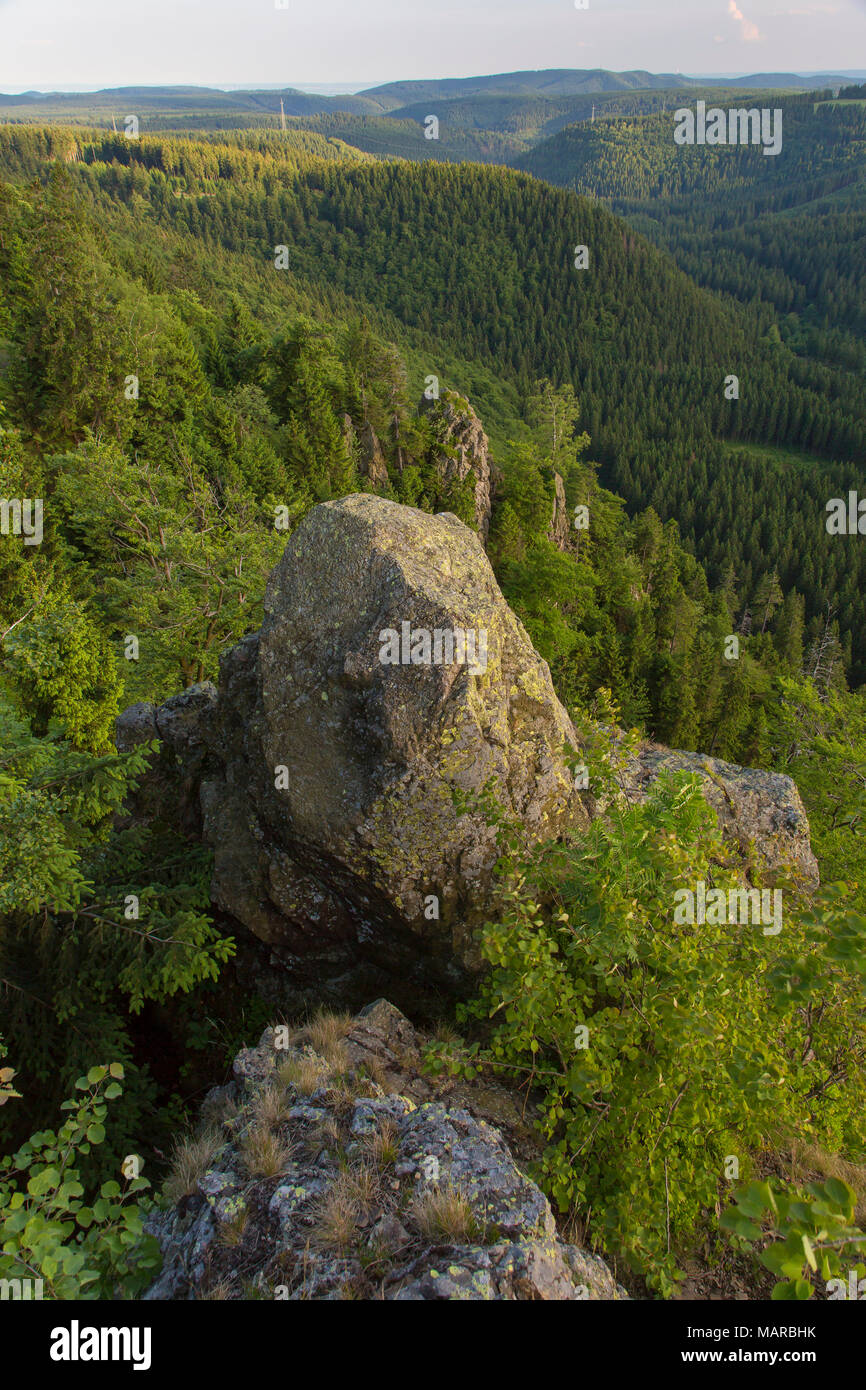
[[115, 683, 218, 839], [343, 416, 391, 490], [625, 743, 819, 888], [420, 390, 498, 541], [117, 493, 819, 996], [357, 421, 390, 489], [118, 494, 590, 985], [144, 1000, 626, 1301], [548, 471, 572, 551]]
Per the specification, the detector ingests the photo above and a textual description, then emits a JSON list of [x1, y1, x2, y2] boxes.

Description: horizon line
[[2, 67, 865, 98]]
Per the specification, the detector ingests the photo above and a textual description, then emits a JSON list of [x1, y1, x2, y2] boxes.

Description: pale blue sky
[[1, 0, 864, 92]]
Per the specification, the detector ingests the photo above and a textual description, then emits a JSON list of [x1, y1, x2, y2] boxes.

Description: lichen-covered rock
[[343, 997, 422, 1078], [143, 1199, 217, 1301], [116, 494, 819, 992], [392, 1238, 622, 1301], [356, 421, 390, 490], [350, 1094, 416, 1136], [625, 742, 820, 888], [115, 682, 219, 837], [394, 1103, 555, 1241], [143, 1001, 626, 1302], [124, 493, 589, 980]]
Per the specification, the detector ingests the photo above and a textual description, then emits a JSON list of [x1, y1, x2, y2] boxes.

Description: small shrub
[[0, 1064, 160, 1299], [427, 693, 866, 1294], [721, 1176, 865, 1299]]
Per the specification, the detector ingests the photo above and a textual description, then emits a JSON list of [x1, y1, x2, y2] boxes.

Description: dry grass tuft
[[301, 1009, 354, 1070], [163, 1128, 223, 1204], [363, 1117, 400, 1168], [431, 1018, 461, 1048], [218, 1097, 243, 1131], [277, 1052, 330, 1095], [218, 1206, 250, 1248], [358, 1054, 391, 1090], [560, 1207, 590, 1249], [410, 1184, 479, 1244], [306, 1115, 344, 1157], [198, 1280, 234, 1301], [313, 1187, 363, 1253], [327, 1073, 379, 1117], [312, 1164, 382, 1252], [241, 1124, 295, 1178], [252, 1082, 293, 1130]]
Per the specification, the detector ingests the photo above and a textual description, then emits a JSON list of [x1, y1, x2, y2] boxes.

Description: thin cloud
[[728, 0, 762, 40]]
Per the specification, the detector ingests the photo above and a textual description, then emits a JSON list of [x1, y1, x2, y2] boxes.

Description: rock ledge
[[144, 1000, 626, 1302]]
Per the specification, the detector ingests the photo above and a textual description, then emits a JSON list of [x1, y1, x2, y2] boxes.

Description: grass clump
[[409, 1184, 479, 1244], [241, 1124, 295, 1178], [163, 1128, 223, 1203]]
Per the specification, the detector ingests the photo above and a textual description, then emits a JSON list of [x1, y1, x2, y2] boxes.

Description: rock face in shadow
[[548, 470, 572, 551], [116, 493, 819, 994], [356, 420, 390, 489], [143, 999, 628, 1302], [119, 494, 590, 987], [420, 390, 499, 541]]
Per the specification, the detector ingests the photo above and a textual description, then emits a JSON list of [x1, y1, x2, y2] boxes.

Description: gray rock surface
[[625, 742, 820, 888], [548, 470, 572, 551], [356, 421, 390, 490], [116, 493, 819, 990], [144, 1001, 626, 1302], [115, 682, 218, 837]]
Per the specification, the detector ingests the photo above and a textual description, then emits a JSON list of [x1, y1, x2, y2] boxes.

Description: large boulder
[[625, 742, 819, 888], [116, 493, 820, 991], [117, 494, 590, 984]]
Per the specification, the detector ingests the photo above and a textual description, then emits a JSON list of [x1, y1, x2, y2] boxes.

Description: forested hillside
[[518, 91, 866, 369], [2, 125, 862, 679]]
